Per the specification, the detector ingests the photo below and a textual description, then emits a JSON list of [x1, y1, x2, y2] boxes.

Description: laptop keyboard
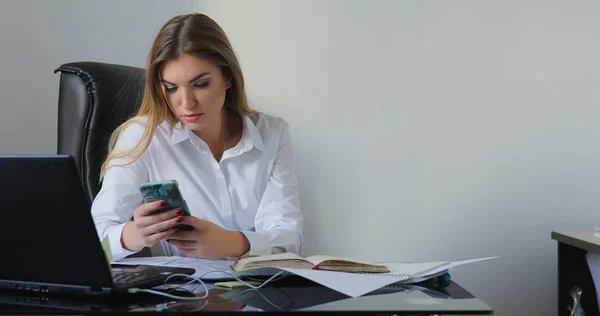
[[112, 272, 164, 286]]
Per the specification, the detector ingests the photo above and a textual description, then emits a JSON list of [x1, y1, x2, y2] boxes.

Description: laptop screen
[[0, 155, 113, 289]]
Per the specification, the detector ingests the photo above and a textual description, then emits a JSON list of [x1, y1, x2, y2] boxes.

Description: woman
[[91, 13, 303, 262]]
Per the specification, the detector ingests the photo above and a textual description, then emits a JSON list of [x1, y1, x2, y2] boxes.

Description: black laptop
[[0, 155, 195, 296]]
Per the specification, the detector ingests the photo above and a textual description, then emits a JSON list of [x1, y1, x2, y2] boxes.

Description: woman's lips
[[182, 113, 203, 122]]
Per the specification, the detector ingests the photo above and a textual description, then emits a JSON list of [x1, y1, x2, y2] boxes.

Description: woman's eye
[[164, 86, 177, 93], [194, 81, 209, 88]]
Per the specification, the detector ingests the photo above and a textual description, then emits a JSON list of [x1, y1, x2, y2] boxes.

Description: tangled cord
[[127, 271, 285, 296], [126, 255, 289, 311]]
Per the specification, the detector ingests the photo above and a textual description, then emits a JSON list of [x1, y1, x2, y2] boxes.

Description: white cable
[[190, 256, 289, 283], [127, 288, 205, 300], [190, 256, 288, 289], [126, 267, 286, 302], [164, 273, 210, 298], [198, 270, 286, 290]]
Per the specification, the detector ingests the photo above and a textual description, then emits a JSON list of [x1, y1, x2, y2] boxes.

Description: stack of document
[[113, 256, 497, 298]]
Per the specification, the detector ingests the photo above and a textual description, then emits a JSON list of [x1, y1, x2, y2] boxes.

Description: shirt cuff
[[240, 231, 271, 257], [106, 222, 137, 262]]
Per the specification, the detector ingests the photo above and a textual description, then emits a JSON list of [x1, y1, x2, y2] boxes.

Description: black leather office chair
[[54, 62, 151, 257], [54, 62, 146, 204]]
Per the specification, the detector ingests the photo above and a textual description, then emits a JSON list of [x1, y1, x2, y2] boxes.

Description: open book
[[230, 252, 390, 273]]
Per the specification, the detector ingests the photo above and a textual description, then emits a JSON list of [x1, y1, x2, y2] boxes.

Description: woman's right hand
[[121, 200, 185, 252]]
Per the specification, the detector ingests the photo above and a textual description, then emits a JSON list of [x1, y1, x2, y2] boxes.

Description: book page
[[304, 255, 384, 267], [231, 252, 308, 271]]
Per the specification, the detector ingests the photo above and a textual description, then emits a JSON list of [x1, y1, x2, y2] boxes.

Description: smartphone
[[138, 180, 193, 231]]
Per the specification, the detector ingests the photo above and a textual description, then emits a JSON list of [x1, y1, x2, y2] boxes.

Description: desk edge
[[551, 231, 600, 253]]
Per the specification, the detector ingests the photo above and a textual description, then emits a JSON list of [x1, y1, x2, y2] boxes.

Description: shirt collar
[[241, 115, 265, 152], [170, 122, 190, 144], [169, 115, 265, 152]]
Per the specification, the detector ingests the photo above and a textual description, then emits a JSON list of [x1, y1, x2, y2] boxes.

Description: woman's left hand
[[166, 216, 250, 258]]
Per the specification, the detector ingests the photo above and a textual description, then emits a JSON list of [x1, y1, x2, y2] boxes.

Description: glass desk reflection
[[0, 276, 493, 314]]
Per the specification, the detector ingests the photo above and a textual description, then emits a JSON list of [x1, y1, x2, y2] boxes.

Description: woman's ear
[[220, 67, 233, 89]]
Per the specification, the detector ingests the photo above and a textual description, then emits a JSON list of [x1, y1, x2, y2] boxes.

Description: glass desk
[[0, 276, 493, 314]]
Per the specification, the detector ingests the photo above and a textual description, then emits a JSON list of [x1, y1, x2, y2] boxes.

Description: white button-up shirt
[[91, 113, 304, 261]]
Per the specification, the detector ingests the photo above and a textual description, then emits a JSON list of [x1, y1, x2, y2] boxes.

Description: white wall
[[0, 0, 200, 154], [2, 0, 600, 314], [201, 0, 600, 315]]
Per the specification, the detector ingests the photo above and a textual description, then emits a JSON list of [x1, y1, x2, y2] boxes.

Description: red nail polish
[[176, 216, 184, 223], [159, 201, 167, 207], [176, 209, 184, 215]]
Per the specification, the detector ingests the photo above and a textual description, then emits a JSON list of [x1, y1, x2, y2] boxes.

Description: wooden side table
[[551, 231, 600, 316]]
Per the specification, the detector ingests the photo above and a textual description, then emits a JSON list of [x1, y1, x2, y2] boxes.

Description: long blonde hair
[[100, 13, 256, 181]]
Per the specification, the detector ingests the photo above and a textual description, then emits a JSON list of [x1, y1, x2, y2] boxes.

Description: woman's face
[[160, 53, 231, 132]]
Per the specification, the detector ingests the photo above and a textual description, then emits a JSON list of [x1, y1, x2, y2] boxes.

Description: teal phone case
[[139, 180, 193, 231]]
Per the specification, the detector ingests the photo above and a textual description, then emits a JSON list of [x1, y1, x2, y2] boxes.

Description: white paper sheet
[[112, 255, 498, 298], [279, 268, 409, 297], [449, 256, 499, 267], [406, 256, 500, 282], [383, 261, 449, 278], [385, 256, 499, 285]]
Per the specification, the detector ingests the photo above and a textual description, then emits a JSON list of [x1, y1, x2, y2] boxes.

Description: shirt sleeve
[[90, 122, 150, 262], [240, 120, 304, 256]]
